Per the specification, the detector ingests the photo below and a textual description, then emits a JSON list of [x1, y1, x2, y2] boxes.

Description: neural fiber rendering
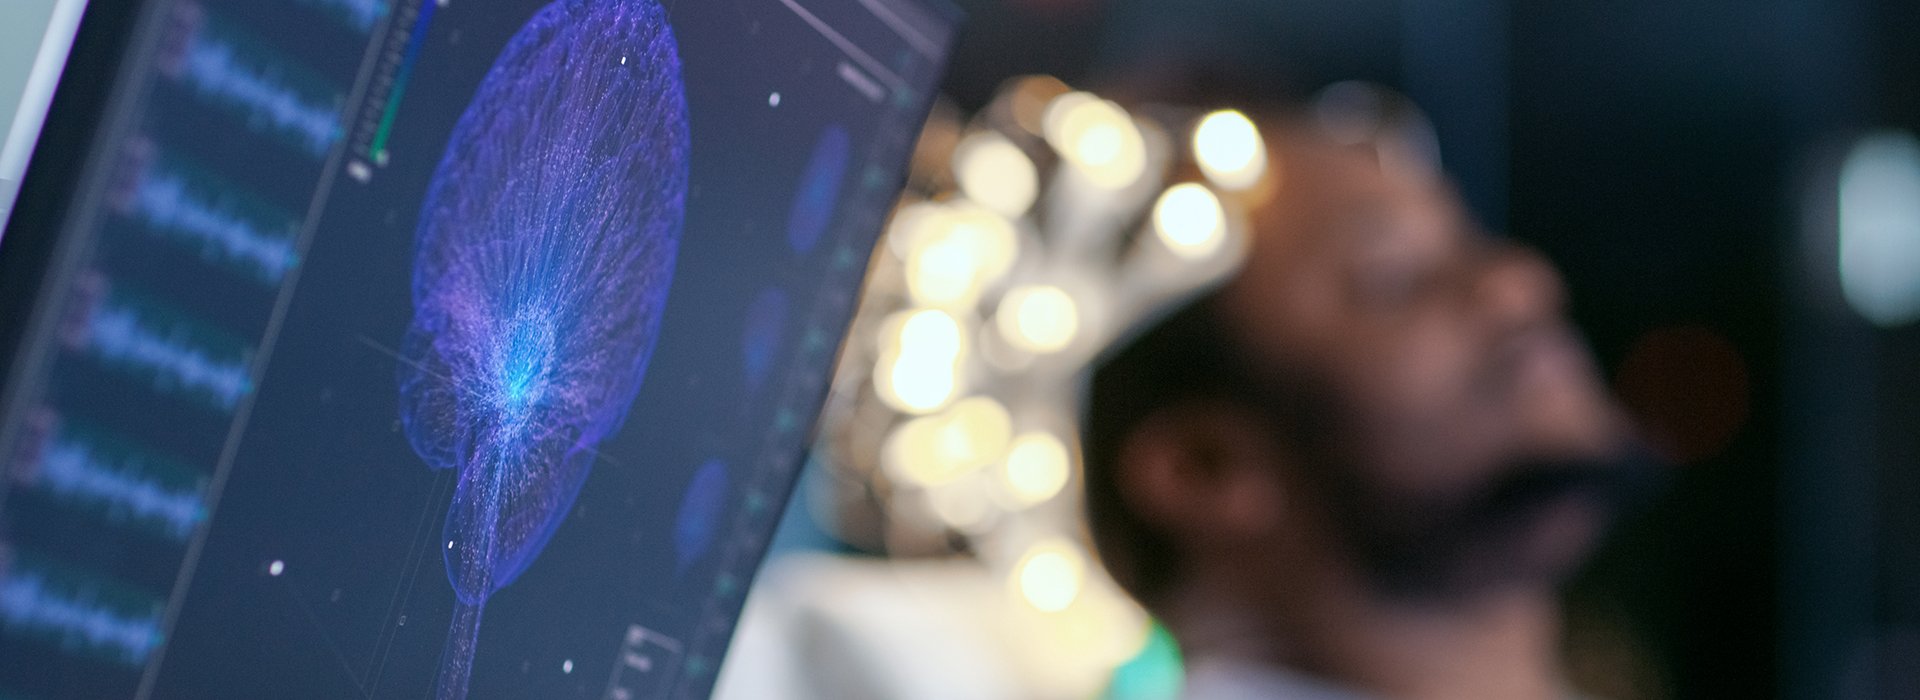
[[394, 0, 688, 696]]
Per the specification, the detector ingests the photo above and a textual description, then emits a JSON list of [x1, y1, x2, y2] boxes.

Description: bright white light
[[901, 205, 1018, 308], [947, 205, 1020, 283], [268, 560, 285, 577], [905, 233, 979, 307], [1192, 110, 1267, 190], [997, 285, 1079, 354], [954, 132, 1039, 217], [1003, 431, 1071, 506], [1042, 93, 1146, 189], [562, 659, 574, 674], [939, 396, 1012, 470], [1153, 183, 1227, 259], [884, 396, 1011, 485], [1040, 91, 1096, 144], [879, 355, 957, 414], [1839, 131, 1920, 327], [874, 310, 966, 414], [885, 201, 942, 257], [1015, 539, 1085, 613], [893, 309, 964, 359]]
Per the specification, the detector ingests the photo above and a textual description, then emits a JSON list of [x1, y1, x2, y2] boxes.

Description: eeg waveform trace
[[26, 428, 208, 541], [393, 0, 690, 696], [69, 295, 254, 413], [300, 0, 392, 34], [0, 566, 165, 667], [161, 4, 345, 158], [113, 143, 301, 285]]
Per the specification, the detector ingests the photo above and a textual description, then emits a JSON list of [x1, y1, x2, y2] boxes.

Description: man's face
[[1215, 136, 1641, 597]]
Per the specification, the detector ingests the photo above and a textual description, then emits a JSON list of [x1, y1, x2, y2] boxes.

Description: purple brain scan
[[393, 0, 689, 696]]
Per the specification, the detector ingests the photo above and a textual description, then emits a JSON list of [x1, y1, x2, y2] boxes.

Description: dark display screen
[[0, 0, 953, 697]]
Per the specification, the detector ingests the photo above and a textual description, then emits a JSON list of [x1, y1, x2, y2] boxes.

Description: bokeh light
[[954, 131, 1040, 217], [1614, 325, 1750, 463], [1152, 183, 1227, 259], [874, 309, 966, 413], [902, 204, 1019, 309], [996, 284, 1080, 353], [1002, 431, 1071, 506], [883, 395, 1012, 485], [1838, 130, 1920, 327], [1014, 539, 1085, 613], [1191, 110, 1266, 190], [1042, 92, 1147, 189]]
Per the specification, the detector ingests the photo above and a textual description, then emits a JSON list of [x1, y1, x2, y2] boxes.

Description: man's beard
[[1247, 365, 1667, 602], [1321, 450, 1666, 601]]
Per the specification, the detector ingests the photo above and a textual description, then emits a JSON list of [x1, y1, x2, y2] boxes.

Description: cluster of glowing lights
[[954, 131, 1039, 217], [874, 309, 966, 413], [1043, 92, 1147, 190], [996, 284, 1080, 354], [1014, 538, 1086, 613], [849, 81, 1289, 689], [1151, 183, 1228, 260], [1192, 109, 1267, 191]]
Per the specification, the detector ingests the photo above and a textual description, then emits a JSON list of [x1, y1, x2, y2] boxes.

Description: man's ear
[[1114, 401, 1288, 544]]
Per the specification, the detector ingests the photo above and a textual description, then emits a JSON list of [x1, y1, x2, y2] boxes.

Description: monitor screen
[[0, 0, 954, 697]]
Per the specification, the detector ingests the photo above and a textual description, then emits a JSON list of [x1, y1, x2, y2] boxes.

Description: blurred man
[[1083, 119, 1657, 700]]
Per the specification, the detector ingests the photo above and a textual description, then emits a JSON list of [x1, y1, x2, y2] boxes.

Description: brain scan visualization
[[393, 0, 689, 696]]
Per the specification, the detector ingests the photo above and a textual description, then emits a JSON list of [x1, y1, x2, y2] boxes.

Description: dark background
[[920, 0, 1920, 697]]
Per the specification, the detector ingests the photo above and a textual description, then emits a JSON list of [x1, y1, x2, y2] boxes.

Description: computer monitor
[[0, 0, 955, 697]]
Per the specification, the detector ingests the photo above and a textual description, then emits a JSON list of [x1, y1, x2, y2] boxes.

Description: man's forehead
[[1236, 124, 1443, 260], [1205, 121, 1464, 336]]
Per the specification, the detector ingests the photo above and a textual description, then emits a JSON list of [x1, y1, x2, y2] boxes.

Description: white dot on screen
[[447, 540, 454, 550], [562, 659, 574, 674], [769, 92, 781, 107], [268, 560, 285, 576]]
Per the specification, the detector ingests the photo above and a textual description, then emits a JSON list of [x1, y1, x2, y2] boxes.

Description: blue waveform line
[[34, 437, 206, 541], [0, 572, 164, 666], [85, 303, 252, 411], [177, 35, 340, 157], [132, 171, 298, 284], [301, 0, 389, 33]]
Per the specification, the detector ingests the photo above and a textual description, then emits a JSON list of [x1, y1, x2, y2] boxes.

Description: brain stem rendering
[[394, 1, 688, 697]]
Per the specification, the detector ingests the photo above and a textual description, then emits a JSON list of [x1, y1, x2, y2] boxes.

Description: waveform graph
[[297, 0, 391, 35], [394, 0, 690, 696], [107, 139, 301, 286], [156, 2, 345, 160], [59, 275, 255, 414], [7, 409, 209, 542], [0, 552, 166, 668]]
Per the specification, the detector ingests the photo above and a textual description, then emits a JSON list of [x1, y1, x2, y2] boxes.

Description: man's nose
[[1471, 242, 1568, 328]]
